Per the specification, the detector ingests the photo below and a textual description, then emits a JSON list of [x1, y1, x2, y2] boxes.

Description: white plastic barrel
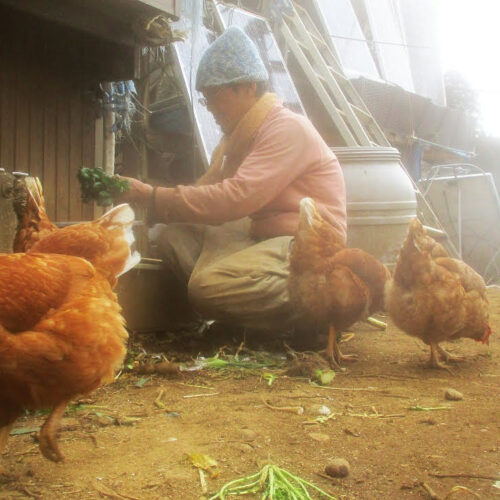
[[333, 146, 417, 264]]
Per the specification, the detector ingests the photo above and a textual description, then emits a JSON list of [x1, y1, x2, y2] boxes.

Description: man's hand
[[114, 176, 153, 206]]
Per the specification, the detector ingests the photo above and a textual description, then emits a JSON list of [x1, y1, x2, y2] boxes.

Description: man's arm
[[154, 116, 310, 224]]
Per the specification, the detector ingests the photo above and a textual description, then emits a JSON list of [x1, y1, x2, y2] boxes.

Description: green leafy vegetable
[[208, 463, 336, 499], [314, 369, 336, 386], [77, 167, 129, 207]]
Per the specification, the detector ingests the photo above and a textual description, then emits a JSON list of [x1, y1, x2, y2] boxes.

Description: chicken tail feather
[[96, 203, 135, 231], [96, 203, 141, 278]]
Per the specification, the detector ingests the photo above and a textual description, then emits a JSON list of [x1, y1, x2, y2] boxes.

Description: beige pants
[[151, 218, 297, 331]]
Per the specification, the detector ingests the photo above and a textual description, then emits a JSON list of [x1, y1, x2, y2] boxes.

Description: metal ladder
[[279, 1, 389, 147], [279, 2, 457, 257]]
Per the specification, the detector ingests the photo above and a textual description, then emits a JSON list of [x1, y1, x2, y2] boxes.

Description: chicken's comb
[[479, 324, 492, 345]]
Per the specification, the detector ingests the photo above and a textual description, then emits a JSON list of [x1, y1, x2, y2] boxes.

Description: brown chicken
[[385, 218, 492, 368], [289, 198, 390, 369], [15, 177, 140, 286], [0, 179, 139, 475]]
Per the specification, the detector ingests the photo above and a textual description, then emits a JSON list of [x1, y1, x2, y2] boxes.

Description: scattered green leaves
[[67, 403, 89, 413], [77, 166, 129, 207], [189, 453, 218, 471], [25, 408, 50, 417], [200, 353, 285, 372], [314, 369, 336, 386], [135, 377, 150, 388], [116, 416, 141, 426], [262, 372, 278, 387], [10, 427, 40, 436], [407, 405, 451, 412], [208, 463, 336, 499], [165, 411, 180, 418]]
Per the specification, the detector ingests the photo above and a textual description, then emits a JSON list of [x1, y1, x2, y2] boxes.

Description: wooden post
[[102, 82, 116, 176], [94, 116, 104, 168]]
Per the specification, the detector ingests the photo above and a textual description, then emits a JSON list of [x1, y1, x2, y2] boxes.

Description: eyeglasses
[[198, 87, 225, 107]]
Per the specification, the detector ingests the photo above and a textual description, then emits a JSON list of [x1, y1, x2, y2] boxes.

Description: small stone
[[317, 405, 331, 415], [308, 432, 330, 442], [445, 388, 463, 401], [325, 458, 350, 478], [309, 405, 332, 416], [239, 429, 257, 442]]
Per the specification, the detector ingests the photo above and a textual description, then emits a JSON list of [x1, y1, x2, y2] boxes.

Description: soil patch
[[2, 291, 500, 499]]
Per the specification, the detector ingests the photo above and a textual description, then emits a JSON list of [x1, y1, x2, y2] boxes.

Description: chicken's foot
[[326, 324, 358, 370], [436, 344, 464, 363], [428, 343, 454, 372], [39, 400, 69, 463], [0, 422, 15, 482]]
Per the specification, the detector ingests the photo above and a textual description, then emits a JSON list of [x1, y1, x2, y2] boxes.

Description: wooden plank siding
[[0, 6, 132, 222]]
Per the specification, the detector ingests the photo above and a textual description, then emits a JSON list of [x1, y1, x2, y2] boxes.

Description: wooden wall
[[0, 6, 133, 222]]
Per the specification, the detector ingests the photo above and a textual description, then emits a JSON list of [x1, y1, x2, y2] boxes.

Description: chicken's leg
[[326, 324, 357, 369], [0, 421, 15, 481], [436, 344, 464, 363], [39, 400, 69, 463], [428, 342, 455, 371]]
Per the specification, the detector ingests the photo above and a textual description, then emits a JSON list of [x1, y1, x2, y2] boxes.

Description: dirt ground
[[2, 291, 500, 500]]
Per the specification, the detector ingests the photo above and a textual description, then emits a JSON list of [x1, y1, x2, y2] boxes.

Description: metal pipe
[[457, 176, 462, 260], [422, 225, 447, 240]]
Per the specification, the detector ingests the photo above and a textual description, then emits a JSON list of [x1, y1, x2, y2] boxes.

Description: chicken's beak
[[299, 197, 320, 228]]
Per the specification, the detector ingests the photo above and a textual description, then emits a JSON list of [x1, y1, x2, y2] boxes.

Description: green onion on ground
[[199, 353, 285, 371], [208, 463, 336, 499]]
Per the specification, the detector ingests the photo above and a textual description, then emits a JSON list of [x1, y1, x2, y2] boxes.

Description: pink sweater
[[155, 104, 347, 241]]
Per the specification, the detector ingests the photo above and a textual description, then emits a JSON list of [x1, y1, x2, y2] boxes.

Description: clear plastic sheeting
[[311, 0, 380, 80], [214, 2, 305, 115], [399, 0, 445, 106], [172, 0, 222, 166], [363, 0, 414, 92]]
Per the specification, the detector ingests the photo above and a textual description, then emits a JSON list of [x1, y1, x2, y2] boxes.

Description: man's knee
[[151, 223, 205, 283], [151, 223, 193, 255], [187, 268, 218, 316]]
